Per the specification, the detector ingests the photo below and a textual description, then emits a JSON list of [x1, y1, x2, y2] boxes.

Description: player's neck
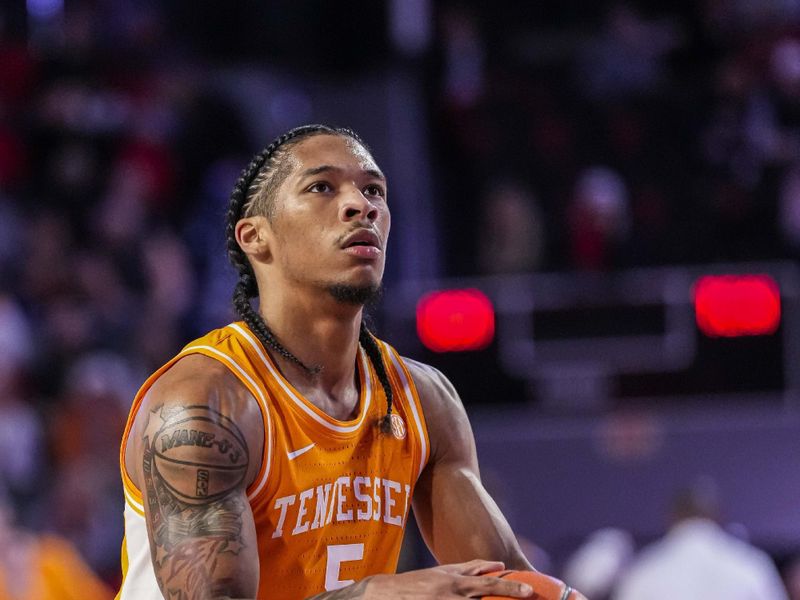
[[256, 290, 363, 397]]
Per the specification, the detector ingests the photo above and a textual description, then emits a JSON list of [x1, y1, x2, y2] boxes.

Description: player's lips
[[341, 229, 383, 259]]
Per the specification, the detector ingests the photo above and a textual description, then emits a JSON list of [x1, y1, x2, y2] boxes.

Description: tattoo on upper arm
[[142, 404, 251, 599]]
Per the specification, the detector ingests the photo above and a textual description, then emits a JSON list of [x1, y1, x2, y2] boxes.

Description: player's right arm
[[125, 355, 264, 600]]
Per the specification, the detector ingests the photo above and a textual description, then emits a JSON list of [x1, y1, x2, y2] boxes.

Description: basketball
[[482, 570, 587, 600], [152, 406, 248, 504]]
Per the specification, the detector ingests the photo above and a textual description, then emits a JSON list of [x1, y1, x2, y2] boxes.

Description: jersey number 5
[[324, 543, 365, 591]]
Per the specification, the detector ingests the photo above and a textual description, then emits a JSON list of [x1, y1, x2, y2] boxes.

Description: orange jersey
[[0, 535, 113, 600], [117, 322, 430, 600]]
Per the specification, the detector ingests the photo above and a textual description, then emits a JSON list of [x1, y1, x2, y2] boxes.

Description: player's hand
[[363, 559, 533, 599]]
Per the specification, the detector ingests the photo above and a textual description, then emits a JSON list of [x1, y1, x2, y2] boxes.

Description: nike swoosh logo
[[287, 442, 315, 461]]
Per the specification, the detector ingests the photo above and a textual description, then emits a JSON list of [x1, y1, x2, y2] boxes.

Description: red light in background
[[416, 289, 495, 352], [693, 274, 781, 337]]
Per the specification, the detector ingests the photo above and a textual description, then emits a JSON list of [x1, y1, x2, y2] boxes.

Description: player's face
[[268, 134, 390, 297]]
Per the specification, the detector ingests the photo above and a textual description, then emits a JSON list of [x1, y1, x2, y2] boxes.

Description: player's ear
[[236, 216, 272, 262]]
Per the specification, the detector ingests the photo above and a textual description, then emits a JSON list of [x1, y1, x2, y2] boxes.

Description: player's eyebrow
[[299, 165, 386, 181]]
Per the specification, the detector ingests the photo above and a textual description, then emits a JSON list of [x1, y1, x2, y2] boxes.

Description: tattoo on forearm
[[142, 404, 250, 599]]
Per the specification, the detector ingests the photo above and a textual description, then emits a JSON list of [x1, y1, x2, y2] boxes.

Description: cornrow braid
[[226, 124, 396, 431], [225, 125, 327, 373], [358, 321, 394, 434]]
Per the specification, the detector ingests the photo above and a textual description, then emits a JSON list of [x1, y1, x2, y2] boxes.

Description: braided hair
[[226, 124, 395, 433]]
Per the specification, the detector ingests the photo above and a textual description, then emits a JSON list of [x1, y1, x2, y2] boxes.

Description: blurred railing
[[382, 261, 800, 410]]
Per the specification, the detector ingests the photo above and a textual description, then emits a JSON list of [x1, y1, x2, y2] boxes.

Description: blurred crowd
[[434, 1, 800, 275], [0, 0, 798, 594], [0, 0, 251, 588]]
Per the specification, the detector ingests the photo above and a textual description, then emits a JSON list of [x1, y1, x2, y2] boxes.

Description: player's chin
[[327, 279, 383, 306], [342, 261, 385, 284]]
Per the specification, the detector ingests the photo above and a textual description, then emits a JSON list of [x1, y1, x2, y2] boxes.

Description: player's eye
[[364, 184, 385, 198], [308, 182, 333, 193]]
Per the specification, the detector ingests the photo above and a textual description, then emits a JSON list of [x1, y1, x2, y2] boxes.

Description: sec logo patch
[[390, 414, 406, 439]]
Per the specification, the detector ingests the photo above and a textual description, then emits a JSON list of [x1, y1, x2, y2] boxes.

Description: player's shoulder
[[401, 356, 459, 404], [399, 356, 470, 441], [148, 353, 244, 405], [127, 352, 263, 489], [137, 353, 263, 451], [397, 356, 474, 462]]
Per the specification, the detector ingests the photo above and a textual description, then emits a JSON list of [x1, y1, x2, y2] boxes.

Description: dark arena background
[[1, 0, 800, 597]]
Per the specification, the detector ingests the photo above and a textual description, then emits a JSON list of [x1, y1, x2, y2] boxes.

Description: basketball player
[[117, 125, 537, 599]]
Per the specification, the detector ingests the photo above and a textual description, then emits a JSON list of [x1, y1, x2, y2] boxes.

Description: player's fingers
[[454, 574, 533, 598], [444, 558, 506, 576]]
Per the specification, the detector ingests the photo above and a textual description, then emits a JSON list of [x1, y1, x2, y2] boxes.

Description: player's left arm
[[406, 359, 533, 570]]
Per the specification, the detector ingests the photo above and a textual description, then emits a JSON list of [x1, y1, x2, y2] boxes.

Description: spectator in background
[[768, 38, 800, 164], [701, 36, 800, 192], [778, 162, 800, 253], [439, 3, 486, 111], [478, 179, 546, 274], [783, 554, 800, 600], [562, 528, 634, 600], [134, 228, 196, 369], [46, 352, 132, 583], [575, 3, 682, 102], [0, 295, 43, 516], [566, 166, 632, 270], [701, 54, 767, 189], [0, 496, 112, 600], [0, 196, 24, 283], [613, 479, 788, 600]]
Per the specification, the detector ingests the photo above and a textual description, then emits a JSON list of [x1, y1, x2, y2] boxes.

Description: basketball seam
[[162, 412, 248, 448], [495, 571, 515, 579], [157, 470, 245, 502], [494, 572, 574, 600], [152, 455, 248, 471]]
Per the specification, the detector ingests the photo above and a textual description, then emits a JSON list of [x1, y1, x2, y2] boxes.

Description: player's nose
[[340, 187, 378, 222]]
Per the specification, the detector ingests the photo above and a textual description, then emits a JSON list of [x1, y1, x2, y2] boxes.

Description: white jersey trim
[[118, 504, 162, 599], [386, 349, 428, 480], [229, 323, 373, 434], [124, 486, 144, 514]]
